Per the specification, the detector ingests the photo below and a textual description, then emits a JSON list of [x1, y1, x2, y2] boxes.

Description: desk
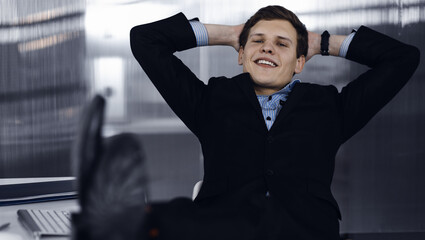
[[0, 200, 78, 240]]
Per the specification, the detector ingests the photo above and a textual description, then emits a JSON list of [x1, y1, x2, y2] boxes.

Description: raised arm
[[130, 13, 206, 136], [298, 27, 420, 143], [334, 26, 420, 143]]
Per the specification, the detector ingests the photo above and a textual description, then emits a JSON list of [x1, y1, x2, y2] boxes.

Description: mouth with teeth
[[255, 59, 278, 68]]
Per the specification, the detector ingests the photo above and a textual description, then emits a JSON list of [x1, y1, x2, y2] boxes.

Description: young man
[[75, 5, 420, 240]]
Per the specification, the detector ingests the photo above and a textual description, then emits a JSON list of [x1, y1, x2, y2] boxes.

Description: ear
[[294, 55, 306, 74], [238, 46, 244, 65]]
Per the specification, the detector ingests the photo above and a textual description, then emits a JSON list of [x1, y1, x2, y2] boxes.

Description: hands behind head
[[305, 31, 321, 62], [233, 25, 321, 61], [232, 24, 245, 52]]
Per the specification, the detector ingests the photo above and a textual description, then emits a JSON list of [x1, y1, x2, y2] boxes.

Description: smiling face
[[238, 19, 305, 95]]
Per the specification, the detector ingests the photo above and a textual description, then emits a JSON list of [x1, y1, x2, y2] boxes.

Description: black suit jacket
[[130, 13, 420, 240]]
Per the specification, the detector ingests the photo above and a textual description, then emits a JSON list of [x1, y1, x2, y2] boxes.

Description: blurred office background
[[0, 0, 424, 234]]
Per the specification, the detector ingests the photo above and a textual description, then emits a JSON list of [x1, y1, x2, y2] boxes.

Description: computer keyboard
[[17, 209, 72, 238]]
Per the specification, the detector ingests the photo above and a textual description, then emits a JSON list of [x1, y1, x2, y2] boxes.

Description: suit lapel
[[233, 74, 307, 133], [234, 73, 268, 133], [270, 83, 307, 132]]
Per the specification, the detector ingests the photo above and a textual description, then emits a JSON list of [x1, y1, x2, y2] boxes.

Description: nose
[[261, 41, 274, 54]]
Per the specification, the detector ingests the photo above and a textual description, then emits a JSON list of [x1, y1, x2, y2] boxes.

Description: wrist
[[205, 24, 234, 46], [329, 34, 346, 56], [318, 30, 347, 57]]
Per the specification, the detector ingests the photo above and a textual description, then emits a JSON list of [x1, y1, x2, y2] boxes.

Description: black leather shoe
[[72, 95, 147, 240]]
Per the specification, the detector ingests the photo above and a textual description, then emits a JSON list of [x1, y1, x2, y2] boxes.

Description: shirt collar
[[276, 79, 300, 94], [257, 79, 300, 97], [257, 79, 300, 110]]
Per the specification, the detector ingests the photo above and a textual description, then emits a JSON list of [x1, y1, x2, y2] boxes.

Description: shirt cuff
[[339, 31, 356, 58], [189, 21, 209, 46]]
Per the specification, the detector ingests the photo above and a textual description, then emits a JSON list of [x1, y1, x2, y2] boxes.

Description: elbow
[[402, 45, 421, 82], [129, 26, 139, 50], [129, 25, 147, 59], [408, 45, 421, 69]]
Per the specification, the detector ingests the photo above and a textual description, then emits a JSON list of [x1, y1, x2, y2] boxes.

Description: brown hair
[[239, 5, 308, 58]]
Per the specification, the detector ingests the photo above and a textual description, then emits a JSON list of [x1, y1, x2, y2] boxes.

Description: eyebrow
[[249, 33, 293, 44]]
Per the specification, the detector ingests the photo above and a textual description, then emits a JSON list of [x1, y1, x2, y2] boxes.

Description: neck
[[254, 88, 277, 96], [254, 83, 289, 96]]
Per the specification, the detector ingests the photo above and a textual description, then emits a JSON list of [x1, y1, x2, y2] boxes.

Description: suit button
[[267, 136, 273, 143], [266, 169, 274, 176]]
